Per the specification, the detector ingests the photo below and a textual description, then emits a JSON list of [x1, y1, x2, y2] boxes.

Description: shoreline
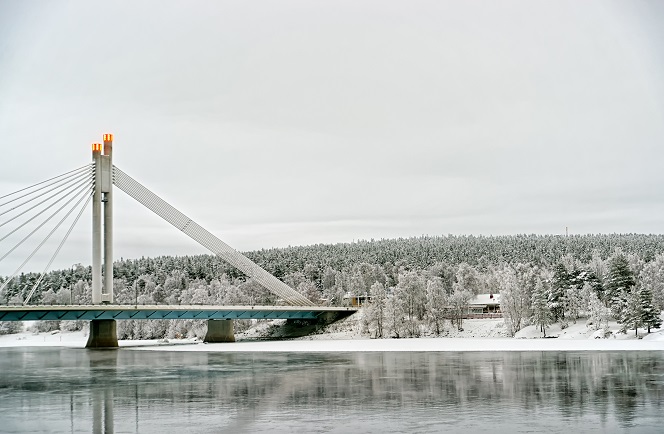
[[1, 330, 662, 352], [135, 337, 664, 352]]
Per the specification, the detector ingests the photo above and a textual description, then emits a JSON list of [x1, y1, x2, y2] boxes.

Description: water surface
[[0, 348, 662, 433]]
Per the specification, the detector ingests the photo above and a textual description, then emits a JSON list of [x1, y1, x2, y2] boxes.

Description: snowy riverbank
[[1, 318, 662, 351]]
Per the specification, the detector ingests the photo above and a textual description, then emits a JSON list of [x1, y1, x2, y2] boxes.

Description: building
[[467, 293, 501, 316]]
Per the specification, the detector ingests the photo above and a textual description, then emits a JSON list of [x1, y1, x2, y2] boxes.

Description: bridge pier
[[204, 319, 235, 343], [86, 319, 119, 348]]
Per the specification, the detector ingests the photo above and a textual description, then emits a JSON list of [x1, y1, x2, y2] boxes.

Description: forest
[[1, 233, 663, 339]]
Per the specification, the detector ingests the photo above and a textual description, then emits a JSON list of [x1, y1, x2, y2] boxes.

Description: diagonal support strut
[[112, 165, 313, 306]]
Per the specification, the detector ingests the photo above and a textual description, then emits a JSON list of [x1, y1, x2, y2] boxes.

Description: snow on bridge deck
[[0, 305, 357, 321]]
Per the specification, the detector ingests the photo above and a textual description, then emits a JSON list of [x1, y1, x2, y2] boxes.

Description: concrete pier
[[86, 319, 119, 348], [204, 319, 235, 343]]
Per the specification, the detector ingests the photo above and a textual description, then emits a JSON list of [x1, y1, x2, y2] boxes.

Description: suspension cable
[[0, 164, 92, 203], [0, 183, 93, 295], [23, 186, 93, 305], [0, 172, 93, 233], [0, 178, 94, 264], [0, 167, 93, 217]]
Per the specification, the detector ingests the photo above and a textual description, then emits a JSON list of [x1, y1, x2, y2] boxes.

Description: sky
[[1, 0, 664, 275]]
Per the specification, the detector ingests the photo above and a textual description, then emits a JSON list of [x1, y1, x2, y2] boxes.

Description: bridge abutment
[[204, 319, 235, 343], [86, 319, 119, 348]]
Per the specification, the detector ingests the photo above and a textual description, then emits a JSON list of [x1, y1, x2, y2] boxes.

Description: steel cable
[[0, 167, 93, 217], [0, 178, 94, 264], [0, 172, 94, 234], [0, 164, 92, 205], [0, 182, 94, 295], [23, 186, 94, 305]]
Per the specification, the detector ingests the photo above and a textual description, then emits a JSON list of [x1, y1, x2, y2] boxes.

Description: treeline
[[1, 234, 663, 338]]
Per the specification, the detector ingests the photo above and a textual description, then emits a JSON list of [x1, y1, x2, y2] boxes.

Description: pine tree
[[606, 252, 635, 315], [619, 289, 642, 336], [531, 278, 552, 337], [549, 263, 570, 321], [565, 286, 583, 323], [639, 284, 662, 333]]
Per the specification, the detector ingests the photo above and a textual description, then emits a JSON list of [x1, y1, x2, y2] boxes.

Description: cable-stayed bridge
[[0, 135, 355, 347]]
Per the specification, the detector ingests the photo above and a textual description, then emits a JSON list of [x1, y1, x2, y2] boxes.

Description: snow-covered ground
[[1, 316, 662, 352], [0, 329, 200, 348]]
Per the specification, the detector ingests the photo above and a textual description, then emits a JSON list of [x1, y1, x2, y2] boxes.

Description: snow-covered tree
[[427, 262, 455, 294], [587, 291, 611, 331], [0, 321, 22, 335], [565, 286, 584, 323], [425, 277, 447, 335], [322, 278, 345, 307], [531, 278, 552, 337], [220, 284, 246, 305], [365, 282, 387, 338], [454, 263, 483, 295], [395, 271, 426, 323], [587, 249, 608, 295], [549, 263, 570, 321], [189, 283, 210, 304], [639, 283, 662, 333], [499, 266, 529, 336], [640, 255, 664, 313], [283, 271, 309, 291], [238, 279, 274, 305], [321, 267, 337, 292], [578, 281, 594, 318], [55, 287, 72, 305], [41, 288, 57, 305], [449, 288, 471, 331], [619, 289, 642, 336], [297, 281, 322, 304], [74, 280, 90, 304], [606, 250, 635, 315], [385, 295, 405, 338]]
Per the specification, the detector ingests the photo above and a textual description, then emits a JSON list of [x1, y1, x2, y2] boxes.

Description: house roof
[[469, 294, 501, 306]]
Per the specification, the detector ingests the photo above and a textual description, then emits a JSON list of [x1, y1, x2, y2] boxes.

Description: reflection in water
[[88, 351, 116, 434], [0, 348, 662, 433]]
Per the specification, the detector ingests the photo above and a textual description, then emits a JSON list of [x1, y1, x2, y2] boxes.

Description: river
[[0, 348, 662, 433]]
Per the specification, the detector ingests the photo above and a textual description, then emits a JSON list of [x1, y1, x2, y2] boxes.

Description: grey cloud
[[1, 1, 664, 274]]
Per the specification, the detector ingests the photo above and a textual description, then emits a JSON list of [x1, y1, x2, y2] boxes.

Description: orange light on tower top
[[92, 143, 102, 152], [103, 133, 113, 142]]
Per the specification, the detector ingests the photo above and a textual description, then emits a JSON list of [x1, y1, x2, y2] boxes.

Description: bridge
[[0, 135, 356, 347]]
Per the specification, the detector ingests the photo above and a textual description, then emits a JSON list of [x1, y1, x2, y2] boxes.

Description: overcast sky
[[1, 0, 664, 275]]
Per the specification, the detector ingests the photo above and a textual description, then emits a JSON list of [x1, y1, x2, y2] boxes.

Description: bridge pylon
[[91, 135, 114, 305]]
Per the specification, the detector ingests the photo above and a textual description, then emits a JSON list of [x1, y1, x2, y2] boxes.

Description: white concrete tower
[[91, 135, 114, 304], [91, 143, 102, 304], [101, 134, 113, 303]]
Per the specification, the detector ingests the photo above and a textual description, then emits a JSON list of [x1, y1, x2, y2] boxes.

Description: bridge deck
[[0, 305, 357, 321]]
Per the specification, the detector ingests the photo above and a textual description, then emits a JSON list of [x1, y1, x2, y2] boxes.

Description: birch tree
[[425, 277, 447, 335], [499, 266, 528, 336]]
